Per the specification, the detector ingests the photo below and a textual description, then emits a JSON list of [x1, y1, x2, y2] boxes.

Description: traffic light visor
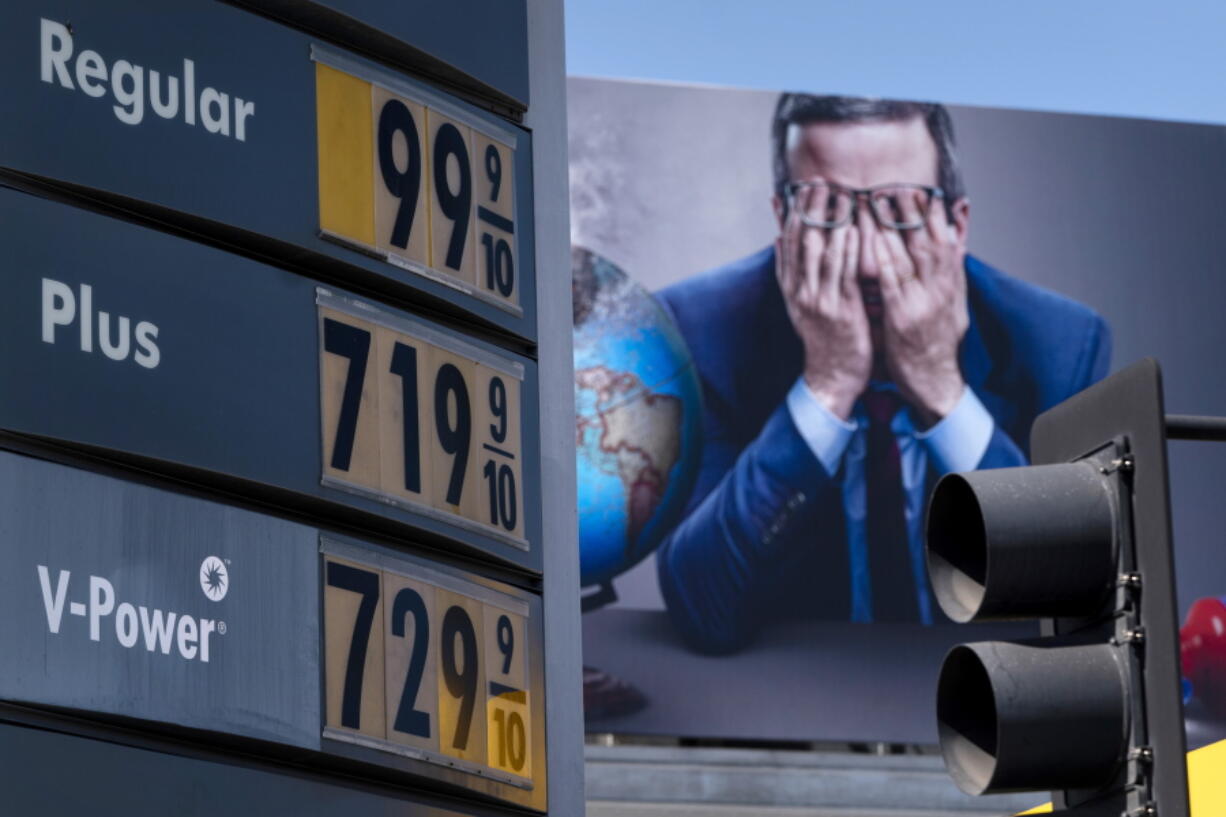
[[937, 641, 1129, 795], [926, 462, 1117, 622]]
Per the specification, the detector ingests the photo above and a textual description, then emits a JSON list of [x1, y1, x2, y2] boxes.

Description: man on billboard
[[655, 94, 1111, 653]]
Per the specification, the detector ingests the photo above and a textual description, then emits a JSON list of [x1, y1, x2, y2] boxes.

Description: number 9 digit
[[377, 99, 422, 250], [485, 144, 502, 203], [441, 605, 478, 750], [497, 614, 514, 675], [434, 364, 472, 507], [488, 376, 507, 443], [433, 123, 472, 272]]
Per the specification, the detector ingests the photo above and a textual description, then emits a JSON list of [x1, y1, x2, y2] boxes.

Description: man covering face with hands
[[655, 94, 1111, 652]]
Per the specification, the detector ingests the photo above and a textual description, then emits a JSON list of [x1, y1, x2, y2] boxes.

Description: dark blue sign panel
[[0, 449, 320, 749], [0, 186, 540, 573], [0, 449, 547, 810], [0, 0, 535, 339], [240, 0, 531, 108], [0, 721, 514, 817]]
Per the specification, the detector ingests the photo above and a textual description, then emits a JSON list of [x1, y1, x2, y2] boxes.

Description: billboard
[[569, 76, 1226, 747]]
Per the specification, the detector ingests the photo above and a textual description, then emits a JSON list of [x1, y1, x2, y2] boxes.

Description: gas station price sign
[[323, 539, 534, 785], [315, 48, 521, 314], [0, 0, 576, 814]]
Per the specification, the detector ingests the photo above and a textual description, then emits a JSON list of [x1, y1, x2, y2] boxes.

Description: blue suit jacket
[[654, 247, 1111, 653]]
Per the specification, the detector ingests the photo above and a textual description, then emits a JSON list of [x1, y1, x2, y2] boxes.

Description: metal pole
[[1165, 414, 1226, 441]]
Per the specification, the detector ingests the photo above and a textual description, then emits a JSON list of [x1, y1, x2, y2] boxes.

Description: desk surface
[[583, 608, 1226, 747], [582, 608, 1033, 743]]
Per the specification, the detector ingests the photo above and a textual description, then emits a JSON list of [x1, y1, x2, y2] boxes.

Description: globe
[[572, 246, 703, 589]]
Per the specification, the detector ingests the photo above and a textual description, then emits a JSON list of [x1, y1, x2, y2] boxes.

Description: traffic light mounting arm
[[1031, 359, 1187, 816]]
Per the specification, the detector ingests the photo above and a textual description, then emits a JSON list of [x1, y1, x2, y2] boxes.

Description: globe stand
[[580, 581, 618, 614], [579, 581, 649, 721]]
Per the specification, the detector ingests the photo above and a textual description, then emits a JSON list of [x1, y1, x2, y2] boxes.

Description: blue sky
[[565, 0, 1226, 125]]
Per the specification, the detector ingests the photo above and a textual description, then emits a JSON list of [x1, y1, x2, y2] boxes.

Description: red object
[[1181, 596, 1226, 717]]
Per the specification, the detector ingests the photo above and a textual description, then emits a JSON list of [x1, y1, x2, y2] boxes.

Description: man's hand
[[775, 181, 870, 420], [873, 192, 970, 428]]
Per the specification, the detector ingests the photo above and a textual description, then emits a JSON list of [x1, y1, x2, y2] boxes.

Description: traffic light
[[925, 359, 1189, 816]]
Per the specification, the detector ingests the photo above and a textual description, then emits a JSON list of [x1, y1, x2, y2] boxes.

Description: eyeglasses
[[784, 181, 945, 231]]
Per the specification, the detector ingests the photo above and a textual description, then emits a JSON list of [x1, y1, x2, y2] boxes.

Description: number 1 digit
[[493, 707, 507, 766], [389, 342, 421, 493]]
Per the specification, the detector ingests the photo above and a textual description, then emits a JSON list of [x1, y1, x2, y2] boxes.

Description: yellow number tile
[[435, 589, 487, 764], [316, 64, 375, 247]]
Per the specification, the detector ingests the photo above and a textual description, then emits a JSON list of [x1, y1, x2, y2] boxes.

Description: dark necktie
[[862, 389, 919, 622]]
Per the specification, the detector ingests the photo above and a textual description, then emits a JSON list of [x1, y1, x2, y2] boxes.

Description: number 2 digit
[[391, 586, 431, 738]]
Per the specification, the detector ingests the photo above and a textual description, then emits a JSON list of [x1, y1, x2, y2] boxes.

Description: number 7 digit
[[323, 318, 372, 471], [326, 561, 380, 730]]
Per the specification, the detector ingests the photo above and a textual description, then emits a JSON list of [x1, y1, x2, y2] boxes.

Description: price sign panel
[[0, 446, 547, 809], [317, 289, 526, 547], [0, 0, 535, 338], [0, 187, 540, 573], [321, 539, 539, 789], [315, 49, 522, 313], [0, 450, 322, 752]]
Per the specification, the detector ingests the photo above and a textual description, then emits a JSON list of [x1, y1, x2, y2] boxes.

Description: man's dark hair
[[771, 94, 965, 202]]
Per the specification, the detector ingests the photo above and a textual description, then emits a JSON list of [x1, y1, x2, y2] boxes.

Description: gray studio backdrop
[[569, 75, 1226, 617], [569, 76, 1226, 744]]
